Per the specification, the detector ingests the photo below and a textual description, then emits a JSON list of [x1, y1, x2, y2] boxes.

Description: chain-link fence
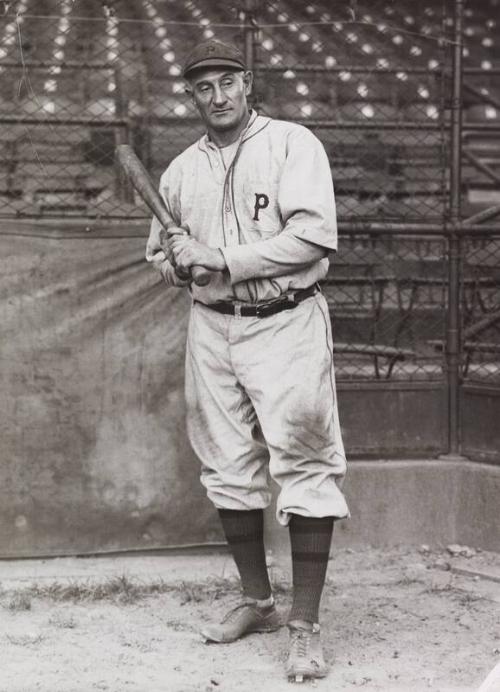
[[461, 232, 500, 383], [253, 0, 451, 223], [2, 0, 498, 220], [1, 0, 500, 394], [250, 0, 500, 387], [0, 0, 246, 217], [0, 0, 458, 221], [250, 0, 453, 380], [322, 231, 447, 380]]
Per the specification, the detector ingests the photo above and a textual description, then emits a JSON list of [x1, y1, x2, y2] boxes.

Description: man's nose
[[212, 84, 227, 106]]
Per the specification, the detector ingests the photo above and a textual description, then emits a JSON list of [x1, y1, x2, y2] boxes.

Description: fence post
[[444, 0, 466, 458], [243, 0, 256, 71]]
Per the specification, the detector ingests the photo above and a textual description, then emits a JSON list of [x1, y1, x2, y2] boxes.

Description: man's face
[[187, 68, 252, 134]]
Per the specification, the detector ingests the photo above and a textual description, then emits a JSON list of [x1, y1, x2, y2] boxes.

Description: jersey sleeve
[[221, 235, 327, 283], [221, 127, 337, 284], [277, 126, 337, 251]]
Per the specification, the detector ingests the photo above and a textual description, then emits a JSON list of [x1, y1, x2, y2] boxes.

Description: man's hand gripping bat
[[115, 144, 211, 286]]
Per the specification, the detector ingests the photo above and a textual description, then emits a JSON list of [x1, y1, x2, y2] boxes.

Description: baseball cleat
[[285, 620, 328, 683], [200, 600, 281, 643]]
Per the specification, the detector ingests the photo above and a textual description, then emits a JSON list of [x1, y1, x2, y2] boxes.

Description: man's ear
[[243, 70, 253, 96]]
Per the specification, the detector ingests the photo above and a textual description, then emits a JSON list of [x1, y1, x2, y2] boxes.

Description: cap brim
[[183, 58, 246, 78]]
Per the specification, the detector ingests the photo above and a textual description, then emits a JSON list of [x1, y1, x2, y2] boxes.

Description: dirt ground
[[1, 546, 500, 692]]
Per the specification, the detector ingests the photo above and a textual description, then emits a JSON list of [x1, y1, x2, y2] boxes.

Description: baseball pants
[[185, 291, 349, 525]]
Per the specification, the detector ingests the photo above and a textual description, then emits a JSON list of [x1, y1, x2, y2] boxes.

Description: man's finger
[[172, 246, 191, 266], [165, 245, 175, 263], [150, 250, 167, 265], [171, 235, 191, 249], [159, 259, 191, 287], [168, 226, 187, 237], [174, 249, 194, 272], [154, 250, 167, 262], [172, 245, 192, 265], [146, 245, 163, 262]]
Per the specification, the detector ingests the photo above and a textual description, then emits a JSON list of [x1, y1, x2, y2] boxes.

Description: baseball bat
[[115, 144, 211, 287]]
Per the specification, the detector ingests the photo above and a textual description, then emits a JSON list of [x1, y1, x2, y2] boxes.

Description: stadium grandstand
[[0, 0, 498, 219], [1, 0, 499, 432]]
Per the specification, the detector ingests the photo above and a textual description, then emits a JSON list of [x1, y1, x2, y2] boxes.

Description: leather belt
[[197, 284, 319, 318]]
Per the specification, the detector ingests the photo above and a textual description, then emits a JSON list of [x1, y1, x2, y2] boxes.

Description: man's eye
[[221, 80, 233, 88]]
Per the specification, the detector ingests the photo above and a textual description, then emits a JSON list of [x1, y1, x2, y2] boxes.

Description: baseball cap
[[182, 39, 246, 79]]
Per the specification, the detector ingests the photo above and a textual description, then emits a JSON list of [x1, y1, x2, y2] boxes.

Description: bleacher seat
[[466, 104, 500, 122], [339, 102, 400, 121]]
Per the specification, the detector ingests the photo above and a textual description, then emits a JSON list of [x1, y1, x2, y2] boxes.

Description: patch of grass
[[421, 583, 485, 607], [455, 591, 484, 606], [179, 582, 205, 605], [120, 636, 155, 652], [5, 633, 44, 646], [95, 574, 141, 604], [164, 618, 190, 632], [5, 593, 32, 612], [392, 576, 426, 587], [422, 582, 454, 594], [178, 576, 247, 605], [20, 574, 149, 604], [205, 576, 241, 601], [47, 612, 77, 629], [2, 574, 247, 606]]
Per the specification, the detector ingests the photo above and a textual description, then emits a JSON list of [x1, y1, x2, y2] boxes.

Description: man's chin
[[210, 117, 237, 132]]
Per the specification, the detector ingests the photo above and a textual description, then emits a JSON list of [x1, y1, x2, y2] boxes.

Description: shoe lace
[[289, 629, 312, 660], [221, 603, 252, 624]]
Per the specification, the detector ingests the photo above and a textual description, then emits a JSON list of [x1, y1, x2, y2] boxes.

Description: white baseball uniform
[[148, 110, 349, 525]]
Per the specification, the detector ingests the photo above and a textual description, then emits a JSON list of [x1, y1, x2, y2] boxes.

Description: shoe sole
[[287, 664, 328, 683], [287, 670, 328, 683]]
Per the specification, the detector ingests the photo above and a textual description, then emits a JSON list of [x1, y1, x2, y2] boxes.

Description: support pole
[[444, 0, 466, 459], [243, 0, 255, 72]]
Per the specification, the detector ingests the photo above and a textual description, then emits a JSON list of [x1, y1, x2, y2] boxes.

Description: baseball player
[[146, 39, 349, 683]]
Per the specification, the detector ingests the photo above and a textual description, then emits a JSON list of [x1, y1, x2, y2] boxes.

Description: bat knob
[[191, 266, 212, 286]]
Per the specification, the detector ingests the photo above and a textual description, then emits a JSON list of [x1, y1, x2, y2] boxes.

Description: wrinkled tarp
[[0, 220, 222, 557]]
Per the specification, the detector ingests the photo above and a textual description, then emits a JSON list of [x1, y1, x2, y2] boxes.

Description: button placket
[[209, 146, 225, 185], [223, 168, 237, 244]]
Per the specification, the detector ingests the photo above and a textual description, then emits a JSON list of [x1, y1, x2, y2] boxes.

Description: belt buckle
[[255, 302, 274, 318], [255, 295, 295, 318]]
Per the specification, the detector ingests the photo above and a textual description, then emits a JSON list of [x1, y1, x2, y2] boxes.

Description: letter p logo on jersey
[[253, 193, 269, 221]]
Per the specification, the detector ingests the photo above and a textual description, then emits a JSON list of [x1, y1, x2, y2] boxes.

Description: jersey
[[149, 110, 338, 304]]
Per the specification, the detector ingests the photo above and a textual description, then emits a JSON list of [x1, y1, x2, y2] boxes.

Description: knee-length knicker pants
[[185, 292, 350, 526]]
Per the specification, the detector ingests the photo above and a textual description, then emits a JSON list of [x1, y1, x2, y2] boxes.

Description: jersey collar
[[198, 110, 271, 153]]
